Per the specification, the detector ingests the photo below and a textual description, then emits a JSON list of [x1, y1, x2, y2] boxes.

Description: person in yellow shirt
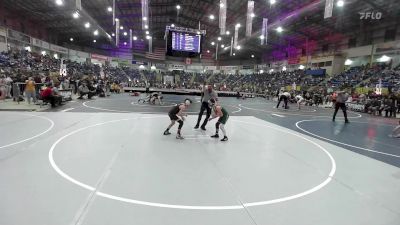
[[25, 77, 36, 104]]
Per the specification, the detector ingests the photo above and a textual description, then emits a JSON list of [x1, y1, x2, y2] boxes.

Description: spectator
[[24, 77, 37, 104], [78, 82, 95, 99]]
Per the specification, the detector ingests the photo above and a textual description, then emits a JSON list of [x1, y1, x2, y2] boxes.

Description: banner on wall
[[204, 66, 217, 70], [155, 63, 166, 69], [241, 65, 254, 70], [69, 49, 89, 58], [50, 44, 68, 54], [221, 66, 239, 70], [187, 65, 203, 70], [31, 38, 42, 47], [169, 64, 185, 70], [91, 54, 109, 61], [324, 0, 334, 19], [42, 41, 50, 49], [132, 60, 148, 65], [375, 41, 400, 53], [7, 30, 30, 43]]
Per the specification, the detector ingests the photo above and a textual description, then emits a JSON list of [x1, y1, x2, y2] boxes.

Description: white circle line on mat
[[0, 113, 55, 149], [49, 117, 336, 210], [131, 101, 177, 108], [295, 120, 400, 158], [239, 104, 362, 119]]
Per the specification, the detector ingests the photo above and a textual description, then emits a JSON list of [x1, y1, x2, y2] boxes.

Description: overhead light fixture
[[337, 0, 344, 7], [270, 0, 276, 5], [236, 23, 241, 28], [133, 36, 138, 40], [93, 40, 97, 43], [146, 35, 151, 40], [120, 26, 124, 30], [282, 66, 287, 71], [220, 3, 224, 8], [145, 25, 148, 29], [112, 33, 115, 37], [54, 54, 58, 59], [276, 26, 283, 33], [151, 66, 156, 70], [260, 70, 264, 73], [251, 54, 254, 58], [139, 65, 145, 69], [299, 65, 305, 70], [251, 13, 255, 18], [55, 0, 63, 6], [176, 5, 181, 10], [236, 45, 241, 50], [269, 69, 274, 73], [207, 50, 210, 53], [72, 12, 79, 19], [221, 44, 225, 48], [344, 59, 353, 65], [70, 38, 74, 42], [217, 37, 222, 41], [233, 53, 236, 56], [260, 35, 265, 39], [171, 24, 175, 27], [209, 15, 215, 20], [377, 55, 391, 62], [145, 31, 149, 35], [124, 42, 127, 45], [226, 31, 230, 35], [197, 31, 201, 35], [84, 22, 90, 28], [107, 6, 113, 12], [211, 42, 215, 46], [123, 32, 127, 36], [93, 30, 99, 36], [41, 51, 46, 56], [143, 17, 147, 21], [115, 18, 119, 22]]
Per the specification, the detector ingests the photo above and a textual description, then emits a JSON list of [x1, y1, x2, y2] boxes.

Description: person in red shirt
[[41, 84, 61, 107]]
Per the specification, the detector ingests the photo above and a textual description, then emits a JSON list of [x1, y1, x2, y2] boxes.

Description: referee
[[195, 84, 218, 131]]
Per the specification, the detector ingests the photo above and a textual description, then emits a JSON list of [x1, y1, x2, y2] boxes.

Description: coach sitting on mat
[[195, 84, 218, 131]]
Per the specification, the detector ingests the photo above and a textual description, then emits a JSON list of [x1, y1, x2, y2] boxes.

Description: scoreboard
[[171, 32, 201, 53]]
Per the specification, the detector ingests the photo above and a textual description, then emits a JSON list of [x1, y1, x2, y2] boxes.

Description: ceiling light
[[112, 33, 115, 37], [171, 24, 175, 27], [344, 59, 353, 65], [221, 44, 225, 48], [209, 15, 215, 20], [107, 6, 112, 12], [236, 45, 241, 50], [124, 42, 127, 45], [70, 38, 74, 42], [94, 30, 99, 36], [220, 3, 224, 8], [260, 70, 264, 73], [93, 40, 96, 43], [251, 54, 254, 58], [55, 0, 63, 6], [146, 35, 151, 40], [270, 0, 276, 4], [233, 53, 236, 56], [145, 25, 148, 29], [269, 69, 274, 73], [123, 32, 127, 36], [120, 26, 124, 30], [145, 31, 149, 35], [84, 22, 90, 28], [54, 54, 58, 59], [377, 55, 391, 62], [207, 50, 210, 53], [337, 0, 344, 7], [236, 23, 241, 28], [251, 13, 255, 18], [139, 65, 145, 69], [115, 18, 119, 22], [197, 31, 201, 35], [217, 37, 222, 41], [276, 26, 283, 33], [72, 12, 79, 19], [282, 66, 287, 71], [260, 35, 265, 39], [226, 31, 230, 35], [211, 42, 215, 46], [176, 5, 181, 10], [143, 17, 147, 21], [299, 65, 305, 70], [133, 36, 138, 40], [151, 66, 156, 70], [41, 51, 46, 56]]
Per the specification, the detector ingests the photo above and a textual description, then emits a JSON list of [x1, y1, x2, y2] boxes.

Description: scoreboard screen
[[171, 32, 201, 53]]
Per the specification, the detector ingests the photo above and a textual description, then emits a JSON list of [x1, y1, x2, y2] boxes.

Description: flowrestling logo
[[359, 12, 382, 20]]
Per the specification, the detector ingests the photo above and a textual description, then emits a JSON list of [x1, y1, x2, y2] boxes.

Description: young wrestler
[[295, 94, 305, 110], [164, 99, 192, 139], [208, 99, 229, 141]]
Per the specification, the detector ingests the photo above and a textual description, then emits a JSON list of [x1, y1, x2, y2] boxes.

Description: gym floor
[[1, 94, 399, 225]]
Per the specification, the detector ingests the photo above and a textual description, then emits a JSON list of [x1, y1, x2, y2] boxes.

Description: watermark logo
[[359, 12, 382, 20]]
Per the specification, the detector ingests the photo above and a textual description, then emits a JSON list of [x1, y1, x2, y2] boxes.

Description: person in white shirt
[[295, 94, 305, 110]]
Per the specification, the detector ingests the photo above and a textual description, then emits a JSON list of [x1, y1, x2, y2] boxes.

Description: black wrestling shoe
[[176, 134, 184, 140], [200, 126, 206, 131], [345, 120, 350, 123], [164, 130, 171, 135], [211, 134, 219, 138], [221, 136, 228, 142], [194, 125, 199, 129]]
